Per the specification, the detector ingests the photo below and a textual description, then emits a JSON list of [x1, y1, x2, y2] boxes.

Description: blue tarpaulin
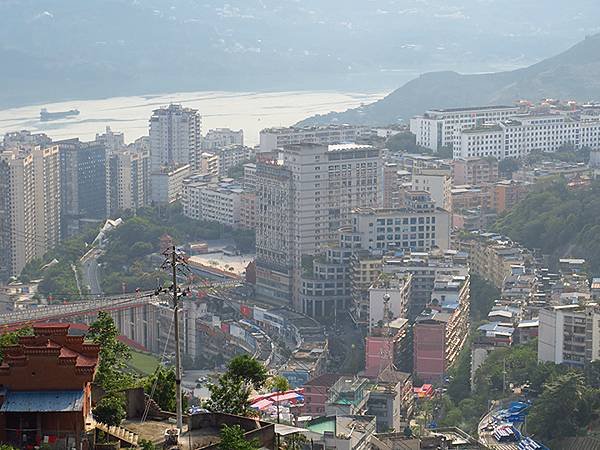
[[0, 390, 84, 412]]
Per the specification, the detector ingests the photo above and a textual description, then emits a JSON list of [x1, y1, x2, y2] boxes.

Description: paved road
[[81, 248, 103, 295], [478, 404, 520, 450]]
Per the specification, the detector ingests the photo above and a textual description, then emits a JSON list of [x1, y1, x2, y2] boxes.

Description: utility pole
[[163, 245, 184, 433], [172, 246, 183, 432]]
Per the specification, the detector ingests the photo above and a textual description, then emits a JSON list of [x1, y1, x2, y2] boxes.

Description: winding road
[[81, 248, 103, 296]]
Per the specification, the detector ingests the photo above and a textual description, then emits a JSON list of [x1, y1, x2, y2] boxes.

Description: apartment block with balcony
[[366, 367, 414, 433], [538, 304, 600, 367], [411, 168, 452, 211], [452, 157, 499, 186], [413, 274, 470, 382], [351, 251, 383, 323], [382, 249, 469, 319], [149, 104, 202, 172], [344, 192, 450, 254], [150, 163, 191, 204], [202, 128, 244, 150], [255, 143, 380, 309], [325, 377, 371, 417], [259, 125, 365, 153], [182, 177, 244, 227], [0, 146, 61, 279]]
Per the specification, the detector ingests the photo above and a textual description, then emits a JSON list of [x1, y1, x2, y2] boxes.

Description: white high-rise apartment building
[[454, 115, 600, 160], [0, 146, 61, 279], [255, 143, 381, 307], [410, 106, 520, 151], [149, 104, 202, 172], [109, 149, 150, 214], [259, 125, 365, 153]]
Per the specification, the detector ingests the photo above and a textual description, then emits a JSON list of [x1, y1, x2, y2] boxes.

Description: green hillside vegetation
[[99, 204, 255, 294], [491, 180, 600, 275], [18, 226, 100, 298]]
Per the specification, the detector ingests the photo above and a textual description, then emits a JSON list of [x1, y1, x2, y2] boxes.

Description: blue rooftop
[[0, 390, 84, 413]]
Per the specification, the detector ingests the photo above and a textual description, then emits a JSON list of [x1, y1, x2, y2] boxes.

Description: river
[[0, 90, 386, 146]]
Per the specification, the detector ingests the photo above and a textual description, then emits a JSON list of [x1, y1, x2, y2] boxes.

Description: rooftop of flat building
[[426, 105, 516, 113], [305, 415, 375, 439], [261, 124, 360, 133], [461, 124, 503, 133], [415, 309, 452, 324]]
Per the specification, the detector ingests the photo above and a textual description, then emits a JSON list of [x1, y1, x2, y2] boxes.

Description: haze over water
[[0, 90, 386, 146]]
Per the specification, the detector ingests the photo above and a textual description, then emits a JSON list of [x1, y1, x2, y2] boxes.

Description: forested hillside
[[492, 180, 600, 275]]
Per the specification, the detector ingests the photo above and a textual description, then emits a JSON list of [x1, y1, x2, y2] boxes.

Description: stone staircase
[[96, 421, 140, 447]]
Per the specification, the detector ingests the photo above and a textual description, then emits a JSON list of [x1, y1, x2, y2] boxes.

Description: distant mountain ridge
[[297, 33, 600, 126]]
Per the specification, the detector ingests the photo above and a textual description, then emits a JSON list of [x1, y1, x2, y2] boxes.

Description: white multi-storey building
[[255, 143, 381, 308], [410, 106, 520, 151], [203, 128, 244, 150], [368, 273, 412, 332], [182, 179, 243, 227], [0, 146, 61, 279], [150, 164, 191, 204], [411, 168, 452, 211], [342, 192, 451, 253], [538, 304, 600, 367], [199, 152, 220, 176], [109, 148, 150, 214], [259, 125, 365, 153], [149, 104, 202, 172], [454, 115, 600, 160]]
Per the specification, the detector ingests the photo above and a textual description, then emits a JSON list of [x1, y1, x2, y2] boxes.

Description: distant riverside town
[[1, 97, 599, 449]]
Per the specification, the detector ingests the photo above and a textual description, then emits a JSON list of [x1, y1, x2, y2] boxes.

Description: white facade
[[538, 304, 600, 367], [454, 115, 600, 160], [199, 152, 220, 176], [109, 149, 150, 213], [0, 146, 61, 278], [182, 180, 243, 226], [259, 125, 365, 153], [255, 143, 381, 307], [149, 104, 202, 172], [368, 274, 412, 332], [282, 143, 381, 261], [410, 106, 520, 151], [150, 164, 191, 204], [203, 128, 243, 150], [411, 169, 451, 211], [243, 163, 257, 191], [343, 194, 451, 253]]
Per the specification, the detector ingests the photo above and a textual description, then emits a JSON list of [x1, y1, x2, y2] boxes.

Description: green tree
[[93, 394, 126, 426], [469, 275, 500, 322], [268, 375, 291, 393], [281, 433, 308, 450], [527, 371, 595, 441], [138, 440, 156, 450], [144, 366, 181, 412], [226, 354, 268, 390], [386, 132, 430, 154], [87, 311, 133, 391], [0, 327, 33, 363], [218, 424, 260, 450], [205, 374, 253, 416]]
